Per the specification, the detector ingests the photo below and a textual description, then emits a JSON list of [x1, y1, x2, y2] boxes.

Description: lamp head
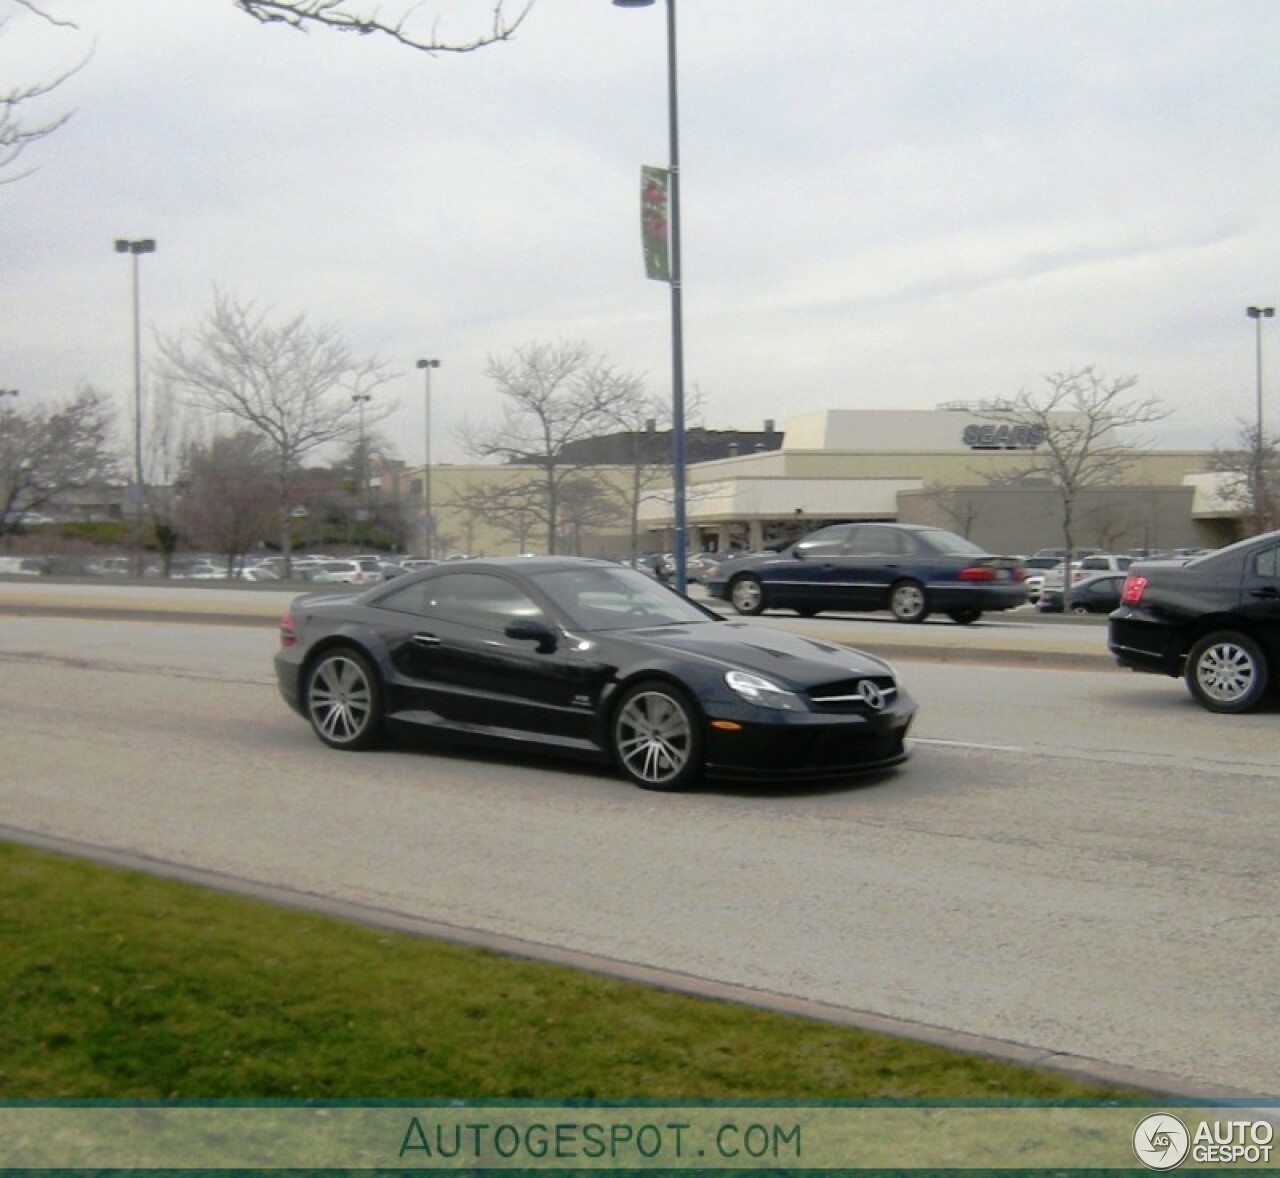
[[612, 0, 655, 6], [1247, 306, 1275, 319], [416, 358, 440, 370]]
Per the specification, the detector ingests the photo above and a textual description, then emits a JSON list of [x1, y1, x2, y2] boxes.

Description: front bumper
[[700, 693, 917, 782]]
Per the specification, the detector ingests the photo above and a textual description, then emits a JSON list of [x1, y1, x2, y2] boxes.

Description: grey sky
[[4, 0, 1280, 464]]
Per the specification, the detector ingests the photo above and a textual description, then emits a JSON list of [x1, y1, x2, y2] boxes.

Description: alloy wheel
[[612, 684, 701, 791], [306, 649, 384, 749]]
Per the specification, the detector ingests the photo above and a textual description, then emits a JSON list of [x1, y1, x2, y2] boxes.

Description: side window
[[795, 525, 853, 558], [376, 579, 435, 616], [1253, 547, 1280, 580], [425, 573, 546, 631], [847, 527, 905, 556]]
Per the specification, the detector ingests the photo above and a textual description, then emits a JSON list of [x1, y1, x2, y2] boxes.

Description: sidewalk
[[0, 578, 1115, 669]]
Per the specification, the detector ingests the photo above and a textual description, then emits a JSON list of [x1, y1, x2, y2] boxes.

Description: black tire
[[304, 646, 386, 750], [889, 579, 929, 623], [795, 606, 821, 618], [728, 574, 766, 616], [611, 680, 703, 791], [947, 609, 982, 625], [1184, 631, 1270, 714], [1070, 604, 1091, 615]]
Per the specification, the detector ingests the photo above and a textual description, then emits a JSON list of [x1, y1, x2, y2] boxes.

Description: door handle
[[411, 633, 442, 647], [1250, 587, 1280, 600]]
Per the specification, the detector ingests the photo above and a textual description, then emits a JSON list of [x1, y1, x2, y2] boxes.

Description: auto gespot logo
[[1133, 1113, 1275, 1169]]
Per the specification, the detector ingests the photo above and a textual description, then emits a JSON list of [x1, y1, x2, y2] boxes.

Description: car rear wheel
[[305, 647, 386, 749], [947, 609, 981, 625], [1070, 604, 1091, 615], [611, 681, 703, 791], [889, 579, 929, 623], [728, 574, 766, 616], [1185, 631, 1270, 714]]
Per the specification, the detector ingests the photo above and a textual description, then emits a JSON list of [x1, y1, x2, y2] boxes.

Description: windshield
[[532, 566, 717, 631]]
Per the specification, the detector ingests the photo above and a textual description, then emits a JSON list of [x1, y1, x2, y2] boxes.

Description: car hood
[[610, 620, 894, 685]]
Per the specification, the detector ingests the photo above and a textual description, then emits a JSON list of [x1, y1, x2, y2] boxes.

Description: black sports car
[[704, 522, 1027, 624], [1108, 532, 1280, 713], [274, 557, 916, 790]]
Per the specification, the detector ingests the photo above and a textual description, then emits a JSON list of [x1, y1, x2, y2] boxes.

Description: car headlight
[[725, 670, 805, 711]]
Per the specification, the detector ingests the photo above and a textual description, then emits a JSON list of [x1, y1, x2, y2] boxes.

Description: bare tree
[[458, 341, 646, 554], [918, 480, 982, 540], [140, 376, 209, 576], [233, 0, 532, 52], [599, 384, 711, 562], [1206, 421, 1280, 538], [177, 432, 278, 572], [979, 365, 1167, 606], [1, 1, 83, 183], [0, 387, 118, 533], [156, 292, 395, 573]]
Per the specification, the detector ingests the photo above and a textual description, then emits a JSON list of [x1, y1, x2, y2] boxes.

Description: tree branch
[[233, 0, 533, 53]]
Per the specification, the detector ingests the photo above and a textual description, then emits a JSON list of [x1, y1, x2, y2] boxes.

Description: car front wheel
[[611, 681, 703, 791], [305, 647, 386, 749], [728, 574, 766, 616], [1185, 631, 1270, 714], [889, 579, 929, 623]]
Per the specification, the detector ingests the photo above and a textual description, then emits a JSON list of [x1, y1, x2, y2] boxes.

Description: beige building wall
[[384, 407, 1238, 559]]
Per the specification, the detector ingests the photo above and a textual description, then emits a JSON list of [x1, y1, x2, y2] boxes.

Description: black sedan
[[704, 522, 1027, 624], [1035, 572, 1128, 614], [1108, 532, 1279, 713], [274, 557, 916, 791]]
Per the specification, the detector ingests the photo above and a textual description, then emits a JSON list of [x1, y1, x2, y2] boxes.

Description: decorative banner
[[641, 165, 670, 282]]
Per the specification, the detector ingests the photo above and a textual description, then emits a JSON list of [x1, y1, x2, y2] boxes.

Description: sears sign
[[962, 423, 1045, 450]]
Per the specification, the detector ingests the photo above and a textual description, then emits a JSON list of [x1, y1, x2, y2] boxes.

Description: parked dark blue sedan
[[704, 523, 1027, 624]]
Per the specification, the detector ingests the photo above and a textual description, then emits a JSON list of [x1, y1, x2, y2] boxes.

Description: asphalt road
[[0, 582, 1276, 1099]]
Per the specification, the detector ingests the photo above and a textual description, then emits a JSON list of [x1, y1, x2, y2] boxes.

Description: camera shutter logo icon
[[1133, 1114, 1190, 1170]]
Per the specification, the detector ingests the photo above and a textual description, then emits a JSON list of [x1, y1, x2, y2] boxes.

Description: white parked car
[[308, 559, 374, 585]]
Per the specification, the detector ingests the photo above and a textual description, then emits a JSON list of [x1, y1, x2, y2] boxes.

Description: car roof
[[422, 556, 620, 575]]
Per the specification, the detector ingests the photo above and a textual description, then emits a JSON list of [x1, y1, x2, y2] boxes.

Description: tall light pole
[[416, 358, 440, 558], [352, 392, 372, 543], [614, 0, 688, 594], [1247, 305, 1274, 530], [115, 237, 156, 574]]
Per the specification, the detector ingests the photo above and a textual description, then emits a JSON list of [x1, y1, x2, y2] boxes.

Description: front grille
[[805, 675, 899, 714]]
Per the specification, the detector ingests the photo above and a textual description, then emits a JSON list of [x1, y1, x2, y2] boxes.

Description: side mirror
[[505, 618, 557, 653]]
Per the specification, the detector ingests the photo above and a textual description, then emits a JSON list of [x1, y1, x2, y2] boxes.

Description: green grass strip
[[0, 842, 1137, 1099]]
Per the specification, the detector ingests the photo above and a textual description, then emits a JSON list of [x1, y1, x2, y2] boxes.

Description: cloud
[[4, 0, 1280, 464]]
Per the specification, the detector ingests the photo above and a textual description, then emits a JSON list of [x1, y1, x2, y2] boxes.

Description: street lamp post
[[1247, 305, 1274, 530], [114, 237, 156, 574], [416, 358, 440, 559], [351, 392, 372, 541], [614, 0, 688, 594]]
